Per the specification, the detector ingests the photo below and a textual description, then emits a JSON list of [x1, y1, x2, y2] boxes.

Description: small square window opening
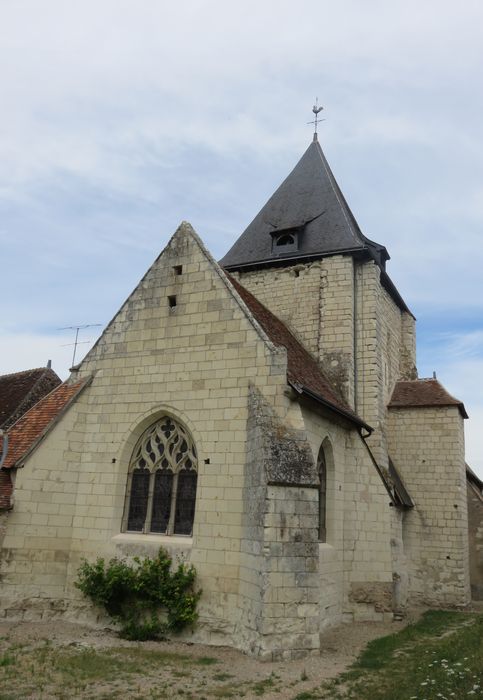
[[168, 295, 177, 309], [173, 265, 183, 276]]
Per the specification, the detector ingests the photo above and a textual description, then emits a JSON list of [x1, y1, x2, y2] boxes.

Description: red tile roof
[[229, 275, 370, 429], [1, 379, 88, 470], [389, 378, 468, 418], [0, 367, 61, 429]]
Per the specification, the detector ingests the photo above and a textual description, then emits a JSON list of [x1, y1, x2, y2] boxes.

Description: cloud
[[0, 1, 482, 473]]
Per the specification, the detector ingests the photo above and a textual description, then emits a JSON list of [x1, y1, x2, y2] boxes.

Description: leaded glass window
[[124, 416, 198, 536]]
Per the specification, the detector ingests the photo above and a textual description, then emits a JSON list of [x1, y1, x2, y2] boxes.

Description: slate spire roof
[[220, 135, 389, 271]]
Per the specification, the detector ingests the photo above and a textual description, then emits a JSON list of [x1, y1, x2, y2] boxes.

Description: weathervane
[[307, 98, 324, 140]]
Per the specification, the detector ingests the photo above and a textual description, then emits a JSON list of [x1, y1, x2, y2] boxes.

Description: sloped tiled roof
[[0, 367, 61, 429], [389, 378, 468, 418], [229, 275, 370, 430], [1, 379, 88, 470]]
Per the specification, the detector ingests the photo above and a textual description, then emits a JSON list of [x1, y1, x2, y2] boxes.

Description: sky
[[0, 1, 482, 475]]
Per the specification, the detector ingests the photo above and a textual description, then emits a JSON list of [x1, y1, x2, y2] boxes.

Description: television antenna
[[58, 323, 103, 366]]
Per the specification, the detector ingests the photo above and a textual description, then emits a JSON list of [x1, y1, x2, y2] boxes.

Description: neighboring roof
[[1, 379, 89, 470], [0, 367, 62, 429], [466, 463, 483, 492], [389, 378, 468, 419], [229, 275, 371, 431]]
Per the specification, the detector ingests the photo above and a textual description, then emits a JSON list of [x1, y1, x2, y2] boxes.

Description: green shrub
[[75, 548, 201, 640]]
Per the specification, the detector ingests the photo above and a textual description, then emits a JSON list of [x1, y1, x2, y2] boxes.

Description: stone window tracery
[[123, 416, 198, 536]]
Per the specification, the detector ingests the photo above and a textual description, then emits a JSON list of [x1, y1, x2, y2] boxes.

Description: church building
[[0, 133, 478, 660]]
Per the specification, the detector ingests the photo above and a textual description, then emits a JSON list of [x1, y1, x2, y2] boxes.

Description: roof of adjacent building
[[0, 367, 62, 429], [389, 378, 468, 418], [466, 464, 483, 493], [1, 379, 89, 470], [220, 136, 412, 314], [229, 275, 371, 431]]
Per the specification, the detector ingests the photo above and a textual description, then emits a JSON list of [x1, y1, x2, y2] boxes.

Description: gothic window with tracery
[[123, 416, 198, 536]]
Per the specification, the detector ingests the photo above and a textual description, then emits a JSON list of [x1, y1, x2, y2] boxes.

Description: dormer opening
[[271, 229, 299, 255]]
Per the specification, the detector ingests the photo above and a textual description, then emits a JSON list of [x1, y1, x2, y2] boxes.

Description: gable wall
[[0, 228, 293, 647]]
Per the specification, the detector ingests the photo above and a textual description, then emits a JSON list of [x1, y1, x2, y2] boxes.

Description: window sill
[[112, 533, 193, 546]]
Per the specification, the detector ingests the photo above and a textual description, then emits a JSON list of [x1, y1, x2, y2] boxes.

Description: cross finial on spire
[[307, 98, 324, 141]]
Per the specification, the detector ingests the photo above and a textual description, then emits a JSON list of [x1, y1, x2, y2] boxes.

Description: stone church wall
[[236, 256, 356, 407], [237, 257, 416, 434], [233, 261, 323, 357], [387, 405, 470, 607], [0, 227, 298, 654], [301, 404, 394, 627], [467, 479, 483, 600]]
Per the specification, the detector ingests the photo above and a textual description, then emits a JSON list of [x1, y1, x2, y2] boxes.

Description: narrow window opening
[[173, 265, 183, 276], [168, 295, 177, 309], [318, 445, 327, 542]]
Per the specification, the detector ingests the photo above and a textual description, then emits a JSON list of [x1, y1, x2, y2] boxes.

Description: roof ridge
[[313, 140, 362, 248], [0, 367, 52, 380], [389, 378, 468, 419]]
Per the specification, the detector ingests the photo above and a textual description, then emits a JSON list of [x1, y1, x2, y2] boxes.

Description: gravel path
[[0, 616, 413, 699]]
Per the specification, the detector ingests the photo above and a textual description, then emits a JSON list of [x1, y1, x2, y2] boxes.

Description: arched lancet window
[[317, 444, 327, 542], [124, 416, 198, 536]]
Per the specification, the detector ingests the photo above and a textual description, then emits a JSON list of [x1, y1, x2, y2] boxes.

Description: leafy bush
[[75, 548, 201, 640]]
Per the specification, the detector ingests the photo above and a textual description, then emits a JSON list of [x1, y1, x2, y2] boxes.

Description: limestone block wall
[[235, 256, 356, 406], [467, 479, 483, 600], [0, 226, 293, 653], [355, 261, 416, 466], [237, 257, 416, 430], [387, 406, 470, 606], [301, 405, 394, 626], [341, 430, 394, 620], [237, 388, 320, 660], [318, 256, 355, 406], [232, 262, 322, 356]]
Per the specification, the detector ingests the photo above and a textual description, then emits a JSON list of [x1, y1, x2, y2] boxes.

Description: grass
[[0, 611, 481, 699], [251, 673, 279, 695], [299, 610, 483, 699]]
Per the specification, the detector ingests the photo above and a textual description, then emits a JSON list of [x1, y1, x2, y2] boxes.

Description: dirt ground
[[0, 616, 414, 700]]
